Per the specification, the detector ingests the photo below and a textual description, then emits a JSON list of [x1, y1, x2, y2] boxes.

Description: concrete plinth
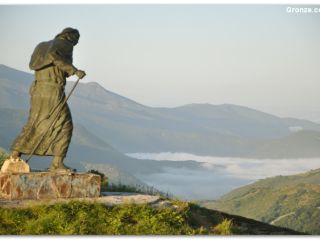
[[0, 172, 101, 200]]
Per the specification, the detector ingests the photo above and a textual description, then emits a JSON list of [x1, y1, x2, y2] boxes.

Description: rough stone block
[[0, 172, 101, 200], [1, 158, 30, 173]]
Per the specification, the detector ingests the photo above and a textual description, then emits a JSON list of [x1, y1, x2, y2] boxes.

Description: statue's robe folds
[[11, 37, 77, 157]]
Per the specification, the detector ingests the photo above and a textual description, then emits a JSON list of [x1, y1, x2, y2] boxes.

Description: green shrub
[[212, 219, 234, 235]]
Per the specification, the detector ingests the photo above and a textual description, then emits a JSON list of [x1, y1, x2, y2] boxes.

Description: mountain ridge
[[2, 64, 320, 158], [0, 63, 316, 123]]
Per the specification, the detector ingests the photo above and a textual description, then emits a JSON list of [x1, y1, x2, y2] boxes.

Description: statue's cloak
[[11, 37, 77, 158], [29, 37, 75, 74]]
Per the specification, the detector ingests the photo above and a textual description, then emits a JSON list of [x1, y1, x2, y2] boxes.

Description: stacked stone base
[[0, 172, 101, 200]]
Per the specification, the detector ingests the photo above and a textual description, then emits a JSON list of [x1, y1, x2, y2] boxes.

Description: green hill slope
[[200, 168, 320, 234]]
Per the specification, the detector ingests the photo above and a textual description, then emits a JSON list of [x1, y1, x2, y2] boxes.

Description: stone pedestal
[[0, 172, 101, 200]]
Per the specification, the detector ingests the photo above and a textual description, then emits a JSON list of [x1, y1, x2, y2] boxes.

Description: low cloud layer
[[135, 167, 250, 200], [127, 152, 320, 180], [127, 152, 320, 200]]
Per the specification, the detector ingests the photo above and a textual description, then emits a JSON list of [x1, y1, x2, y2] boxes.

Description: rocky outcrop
[[0, 192, 161, 208], [1, 158, 30, 173]]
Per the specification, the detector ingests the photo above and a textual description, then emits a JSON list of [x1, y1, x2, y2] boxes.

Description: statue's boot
[[11, 150, 21, 160], [49, 156, 74, 173]]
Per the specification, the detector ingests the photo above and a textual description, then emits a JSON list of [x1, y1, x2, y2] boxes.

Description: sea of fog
[[126, 152, 320, 201]]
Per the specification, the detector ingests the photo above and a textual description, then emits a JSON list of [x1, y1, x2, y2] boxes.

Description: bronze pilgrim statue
[[10, 27, 86, 172]]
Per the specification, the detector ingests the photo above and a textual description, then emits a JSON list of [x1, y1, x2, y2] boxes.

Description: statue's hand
[[75, 70, 86, 79]]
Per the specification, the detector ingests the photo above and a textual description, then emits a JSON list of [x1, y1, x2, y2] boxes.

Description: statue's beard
[[60, 34, 79, 46], [67, 36, 79, 46]]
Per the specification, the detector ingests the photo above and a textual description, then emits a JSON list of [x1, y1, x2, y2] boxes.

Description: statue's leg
[[49, 156, 74, 173], [11, 150, 21, 159]]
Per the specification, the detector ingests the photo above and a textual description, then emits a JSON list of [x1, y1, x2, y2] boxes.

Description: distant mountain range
[[200, 168, 320, 234], [1, 63, 320, 158], [0, 107, 201, 177]]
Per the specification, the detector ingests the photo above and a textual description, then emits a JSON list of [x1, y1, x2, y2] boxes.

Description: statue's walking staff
[[26, 77, 83, 163]]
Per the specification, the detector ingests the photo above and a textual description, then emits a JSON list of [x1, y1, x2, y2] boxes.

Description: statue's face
[[66, 32, 80, 46]]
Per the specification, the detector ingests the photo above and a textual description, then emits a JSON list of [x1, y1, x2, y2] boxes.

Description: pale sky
[[1, 4, 320, 121]]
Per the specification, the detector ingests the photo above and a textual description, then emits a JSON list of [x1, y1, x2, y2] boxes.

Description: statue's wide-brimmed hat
[[55, 27, 80, 39]]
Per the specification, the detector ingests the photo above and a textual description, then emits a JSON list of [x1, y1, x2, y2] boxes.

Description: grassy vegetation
[[212, 219, 234, 235], [0, 201, 241, 235]]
